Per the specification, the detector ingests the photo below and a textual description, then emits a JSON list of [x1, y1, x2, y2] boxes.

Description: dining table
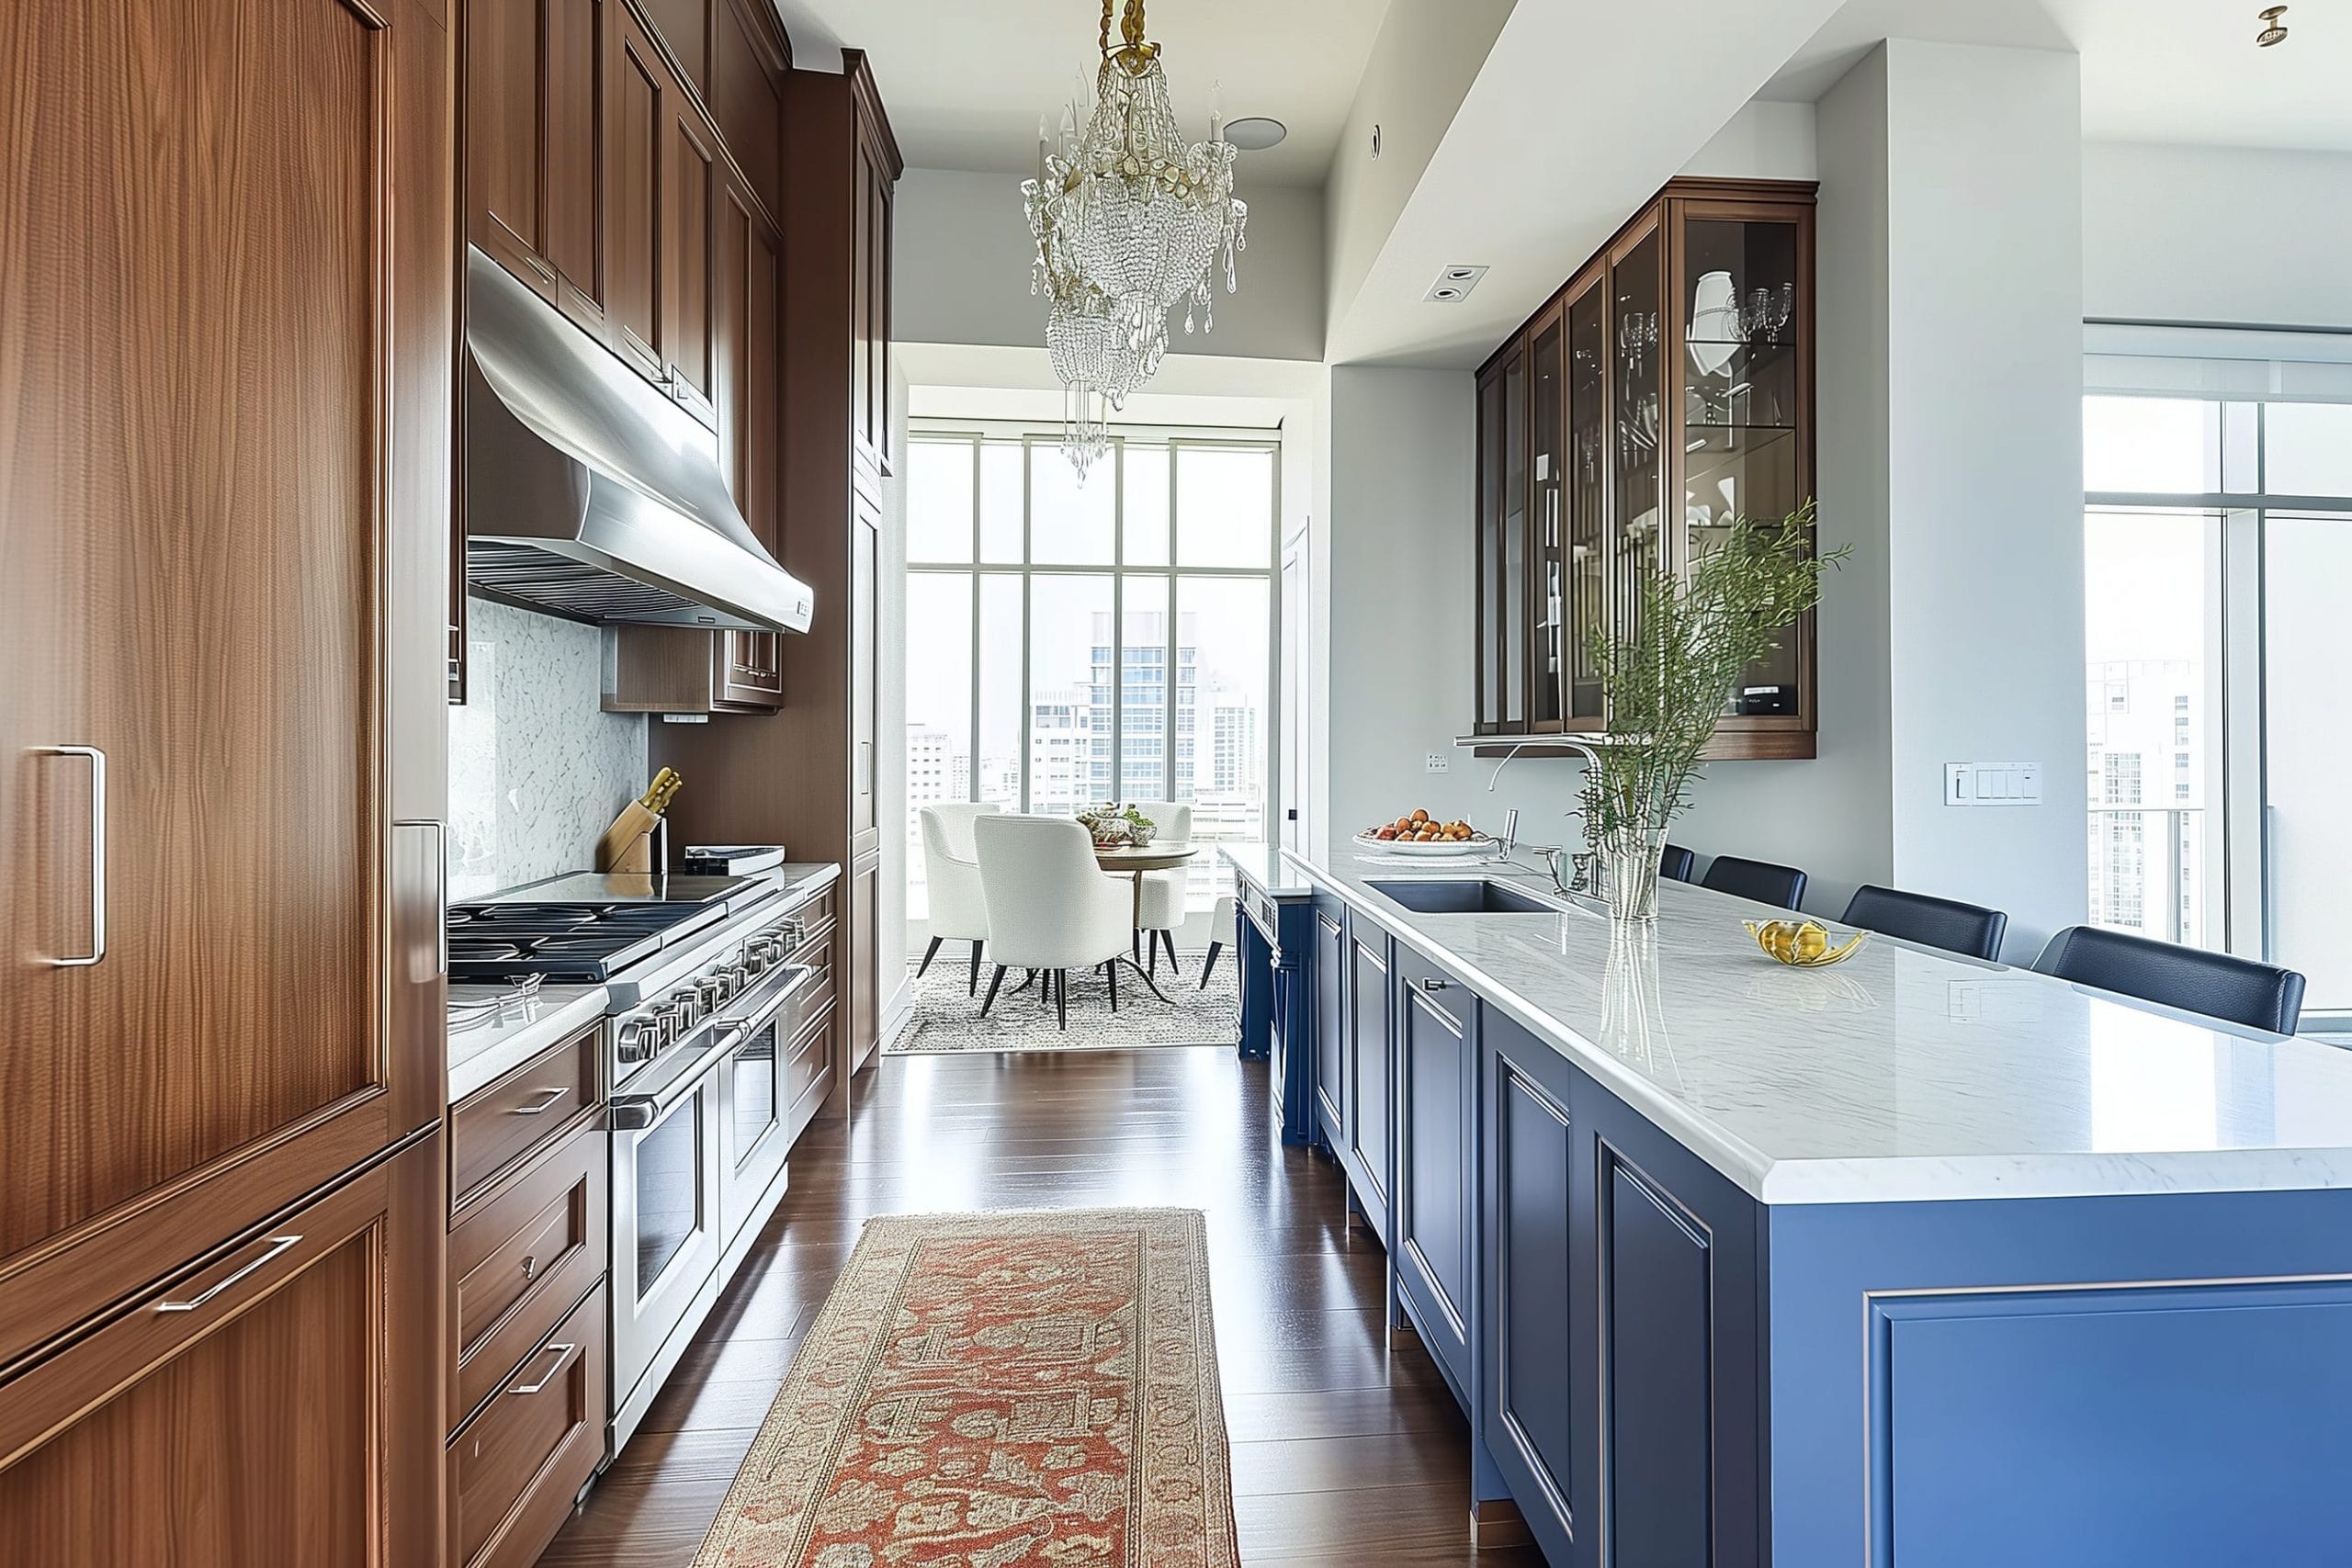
[[1092, 841, 1199, 1002]]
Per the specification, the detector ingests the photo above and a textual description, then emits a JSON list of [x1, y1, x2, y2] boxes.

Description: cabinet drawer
[[450, 1025, 601, 1207], [783, 999, 833, 1111], [450, 1280, 608, 1568], [797, 930, 836, 1020], [792, 886, 838, 942], [449, 1122, 606, 1431]]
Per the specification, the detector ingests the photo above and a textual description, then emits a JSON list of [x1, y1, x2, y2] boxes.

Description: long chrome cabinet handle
[[153, 1234, 303, 1314], [34, 745, 106, 966], [507, 1341, 579, 1395], [506, 1086, 571, 1115]]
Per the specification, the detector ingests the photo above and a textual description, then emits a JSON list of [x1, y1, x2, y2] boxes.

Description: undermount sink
[[1366, 878, 1559, 916]]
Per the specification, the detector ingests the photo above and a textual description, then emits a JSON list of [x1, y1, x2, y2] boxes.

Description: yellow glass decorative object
[[1745, 919, 1869, 968]]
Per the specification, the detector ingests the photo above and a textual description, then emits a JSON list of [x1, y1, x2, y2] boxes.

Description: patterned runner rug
[[691, 1209, 1238, 1568]]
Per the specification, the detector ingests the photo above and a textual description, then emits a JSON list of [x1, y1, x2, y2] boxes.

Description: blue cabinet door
[[1343, 917, 1393, 1244], [1482, 1008, 1585, 1566], [1311, 898, 1346, 1150], [1394, 946, 1476, 1399]]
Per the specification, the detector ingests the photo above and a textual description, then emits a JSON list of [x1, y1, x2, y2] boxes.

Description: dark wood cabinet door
[[664, 95, 719, 426], [466, 0, 606, 332], [847, 851, 881, 1077], [711, 164, 784, 710], [638, 0, 708, 95], [0, 0, 448, 1369], [848, 128, 893, 476], [851, 487, 880, 833], [1346, 923, 1392, 1237], [606, 2, 668, 383], [1395, 953, 1474, 1385], [0, 1134, 443, 1567], [1312, 902, 1346, 1145]]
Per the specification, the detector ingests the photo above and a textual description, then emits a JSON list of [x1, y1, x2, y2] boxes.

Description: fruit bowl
[[1353, 831, 1495, 858]]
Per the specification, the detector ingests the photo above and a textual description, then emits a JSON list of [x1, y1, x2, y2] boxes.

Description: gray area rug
[[887, 946, 1239, 1055]]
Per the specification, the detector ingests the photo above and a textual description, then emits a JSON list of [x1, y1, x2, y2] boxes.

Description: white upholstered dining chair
[[917, 802, 1001, 995], [971, 814, 1133, 1031]]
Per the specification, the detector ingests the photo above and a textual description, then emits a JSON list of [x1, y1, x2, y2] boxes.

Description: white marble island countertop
[[1260, 845, 2352, 1206]]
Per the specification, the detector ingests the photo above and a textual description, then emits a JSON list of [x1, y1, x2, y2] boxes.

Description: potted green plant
[[1580, 500, 1848, 922], [1077, 804, 1158, 848]]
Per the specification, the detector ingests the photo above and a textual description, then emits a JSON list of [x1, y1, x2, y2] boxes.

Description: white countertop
[[448, 982, 608, 1103], [1242, 844, 2352, 1206]]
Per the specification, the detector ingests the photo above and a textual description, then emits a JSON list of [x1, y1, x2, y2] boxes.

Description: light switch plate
[[1945, 761, 2041, 807], [1425, 752, 1452, 775]]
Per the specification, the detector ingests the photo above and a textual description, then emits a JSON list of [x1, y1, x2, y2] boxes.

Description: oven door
[[608, 1058, 722, 1413], [717, 964, 817, 1252]]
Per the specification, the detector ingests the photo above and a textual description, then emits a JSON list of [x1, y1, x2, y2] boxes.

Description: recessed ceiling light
[[2256, 5, 2289, 45], [1426, 265, 1488, 303], [1222, 117, 1287, 151]]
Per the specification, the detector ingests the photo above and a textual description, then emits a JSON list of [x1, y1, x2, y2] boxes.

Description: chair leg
[[1056, 969, 1069, 1032], [1148, 935, 1159, 978], [979, 964, 1008, 1018], [1160, 930, 1179, 972], [967, 940, 984, 996], [1200, 941, 1222, 989], [1106, 960, 1119, 1012], [917, 934, 943, 979], [1133, 928, 1141, 963]]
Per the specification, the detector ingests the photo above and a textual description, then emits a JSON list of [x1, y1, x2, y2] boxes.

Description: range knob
[[695, 974, 729, 1010], [616, 1017, 662, 1063]]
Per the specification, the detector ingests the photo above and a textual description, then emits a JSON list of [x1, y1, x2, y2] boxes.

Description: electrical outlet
[[1425, 751, 1451, 775]]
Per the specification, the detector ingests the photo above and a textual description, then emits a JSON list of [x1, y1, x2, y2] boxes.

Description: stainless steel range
[[449, 867, 836, 1456]]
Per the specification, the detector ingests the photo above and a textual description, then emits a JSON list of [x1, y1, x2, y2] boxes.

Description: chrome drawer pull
[[508, 1087, 569, 1115], [1419, 976, 1452, 992], [507, 1341, 578, 1396], [154, 1235, 302, 1314], [33, 745, 106, 967]]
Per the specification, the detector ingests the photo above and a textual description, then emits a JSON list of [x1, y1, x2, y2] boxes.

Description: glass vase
[[1597, 822, 1670, 924]]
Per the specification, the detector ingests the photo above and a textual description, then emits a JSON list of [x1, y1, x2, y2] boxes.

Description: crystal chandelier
[[1023, 0, 1248, 478]]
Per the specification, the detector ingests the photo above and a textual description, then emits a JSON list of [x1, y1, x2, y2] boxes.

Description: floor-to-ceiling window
[[904, 425, 1278, 925], [2083, 336, 2352, 1021]]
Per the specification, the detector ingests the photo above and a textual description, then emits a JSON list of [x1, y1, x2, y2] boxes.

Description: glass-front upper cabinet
[[1530, 306, 1566, 730], [1611, 215, 1665, 678], [1671, 200, 1812, 733], [1476, 343, 1532, 732], [1566, 270, 1608, 726]]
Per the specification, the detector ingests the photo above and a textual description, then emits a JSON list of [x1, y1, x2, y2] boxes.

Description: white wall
[[1682, 99, 1819, 181], [894, 167, 1328, 362], [2084, 141, 2352, 331], [1323, 366, 1483, 849]]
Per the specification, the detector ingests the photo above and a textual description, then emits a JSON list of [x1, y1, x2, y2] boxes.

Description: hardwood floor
[[540, 1045, 1547, 1567]]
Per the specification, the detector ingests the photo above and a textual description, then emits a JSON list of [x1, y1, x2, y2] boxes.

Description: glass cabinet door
[[1531, 310, 1566, 729], [1611, 222, 1665, 684], [1501, 345, 1529, 727], [1477, 365, 1506, 731], [1674, 209, 1808, 719], [1566, 276, 1608, 726]]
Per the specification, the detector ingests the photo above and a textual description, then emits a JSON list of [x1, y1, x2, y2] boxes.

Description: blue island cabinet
[[1393, 945, 1477, 1401], [1480, 1007, 1765, 1568]]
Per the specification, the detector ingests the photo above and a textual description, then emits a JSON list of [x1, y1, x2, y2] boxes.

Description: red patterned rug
[[692, 1209, 1238, 1568]]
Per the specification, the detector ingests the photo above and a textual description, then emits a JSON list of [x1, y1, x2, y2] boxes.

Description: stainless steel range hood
[[461, 247, 812, 634]]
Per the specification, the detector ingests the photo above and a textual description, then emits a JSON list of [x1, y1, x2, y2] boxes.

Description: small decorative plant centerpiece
[[1581, 501, 1847, 923], [1077, 804, 1158, 849]]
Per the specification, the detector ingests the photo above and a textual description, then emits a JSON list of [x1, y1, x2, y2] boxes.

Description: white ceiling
[[771, 0, 1394, 187], [1766, 0, 2352, 152]]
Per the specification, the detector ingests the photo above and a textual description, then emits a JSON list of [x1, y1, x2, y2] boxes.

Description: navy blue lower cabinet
[[1340, 914, 1393, 1245], [1392, 946, 1476, 1399], [1310, 897, 1346, 1152], [1481, 1009, 1586, 1566], [1235, 887, 1317, 1143]]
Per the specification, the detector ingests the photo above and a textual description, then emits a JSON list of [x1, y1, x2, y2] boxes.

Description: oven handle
[[731, 962, 819, 1041]]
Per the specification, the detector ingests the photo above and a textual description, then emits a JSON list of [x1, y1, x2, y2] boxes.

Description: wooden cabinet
[[663, 89, 720, 426], [1394, 948, 1476, 1395], [467, 0, 608, 337], [449, 1023, 603, 1213], [1474, 176, 1818, 760], [1, 0, 449, 1393], [0, 1134, 444, 1567], [605, 0, 670, 384], [638, 0, 707, 93], [650, 52, 899, 1095], [449, 1280, 608, 1568]]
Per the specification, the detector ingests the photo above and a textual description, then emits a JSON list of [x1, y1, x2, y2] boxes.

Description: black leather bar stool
[[1700, 854, 1807, 910], [1659, 843, 1697, 883], [1841, 886, 2008, 962], [2033, 926, 2307, 1034]]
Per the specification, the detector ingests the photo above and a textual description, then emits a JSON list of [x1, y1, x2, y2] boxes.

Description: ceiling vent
[[1426, 265, 1487, 304]]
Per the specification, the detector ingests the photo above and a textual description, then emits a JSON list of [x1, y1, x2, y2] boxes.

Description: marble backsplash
[[448, 596, 649, 900]]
